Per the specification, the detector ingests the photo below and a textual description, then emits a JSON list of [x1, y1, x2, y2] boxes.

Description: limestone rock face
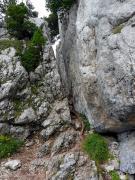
[[57, 0, 135, 132], [0, 37, 64, 139], [119, 132, 135, 174]]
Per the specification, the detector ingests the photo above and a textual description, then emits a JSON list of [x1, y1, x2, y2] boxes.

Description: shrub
[[46, 0, 75, 39], [82, 133, 110, 164], [46, 0, 75, 13], [80, 114, 91, 131], [21, 44, 41, 72], [31, 28, 46, 48], [45, 13, 59, 39], [5, 2, 37, 39], [0, 135, 23, 159], [109, 171, 120, 180]]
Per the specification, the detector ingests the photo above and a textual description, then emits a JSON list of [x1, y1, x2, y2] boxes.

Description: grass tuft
[[0, 39, 23, 55], [0, 135, 24, 159], [82, 133, 110, 164], [109, 170, 120, 180]]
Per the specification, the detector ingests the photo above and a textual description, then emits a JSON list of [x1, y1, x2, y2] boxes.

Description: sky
[[20, 0, 50, 17], [30, 0, 50, 17]]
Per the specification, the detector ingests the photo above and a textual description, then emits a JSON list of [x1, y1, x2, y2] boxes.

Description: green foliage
[[46, 0, 75, 13], [45, 13, 59, 39], [112, 24, 124, 34], [0, 39, 22, 55], [109, 171, 120, 180], [0, 135, 23, 159], [31, 29, 45, 47], [5, 2, 37, 39], [46, 0, 75, 39], [21, 28, 46, 72], [80, 114, 91, 131], [82, 133, 110, 164], [21, 44, 41, 72]]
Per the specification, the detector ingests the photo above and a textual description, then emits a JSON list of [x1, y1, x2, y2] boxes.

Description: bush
[[82, 133, 110, 164], [46, 0, 75, 13], [109, 171, 120, 180], [31, 28, 46, 48], [5, 2, 37, 39], [0, 135, 23, 159], [45, 13, 59, 39], [21, 44, 41, 72]]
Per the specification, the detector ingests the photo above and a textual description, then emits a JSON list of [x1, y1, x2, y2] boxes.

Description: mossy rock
[[0, 39, 23, 56]]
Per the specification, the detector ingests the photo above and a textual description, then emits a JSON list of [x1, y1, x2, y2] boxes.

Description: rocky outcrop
[[57, 0, 135, 132], [0, 36, 64, 139]]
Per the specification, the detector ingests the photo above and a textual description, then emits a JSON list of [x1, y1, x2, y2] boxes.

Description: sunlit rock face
[[57, 0, 135, 132]]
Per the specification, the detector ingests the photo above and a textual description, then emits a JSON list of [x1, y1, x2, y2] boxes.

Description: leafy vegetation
[[0, 39, 22, 55], [82, 133, 110, 164], [21, 27, 46, 72], [0, 135, 23, 159], [80, 114, 91, 131], [45, 13, 59, 39], [5, 2, 37, 39], [45, 0, 75, 39], [32, 29, 46, 48], [109, 171, 120, 180], [46, 0, 75, 13], [21, 44, 41, 72]]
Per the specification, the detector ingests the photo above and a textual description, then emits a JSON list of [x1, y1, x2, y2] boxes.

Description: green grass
[[13, 99, 24, 118], [109, 171, 120, 180], [112, 24, 124, 34], [0, 135, 24, 159], [80, 114, 91, 131], [82, 133, 110, 164], [0, 39, 23, 56]]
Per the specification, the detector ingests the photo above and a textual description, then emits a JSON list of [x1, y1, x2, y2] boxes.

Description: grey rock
[[0, 123, 10, 134], [57, 0, 135, 132], [119, 131, 135, 174], [37, 141, 52, 157], [15, 108, 36, 125], [4, 160, 21, 171], [51, 130, 77, 155], [10, 126, 30, 140]]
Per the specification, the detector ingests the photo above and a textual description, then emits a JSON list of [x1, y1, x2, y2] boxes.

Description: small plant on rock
[[82, 133, 110, 164], [0, 135, 23, 159], [109, 170, 120, 180], [80, 113, 91, 131]]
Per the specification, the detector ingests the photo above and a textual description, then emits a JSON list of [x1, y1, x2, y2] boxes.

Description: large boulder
[[57, 0, 135, 132]]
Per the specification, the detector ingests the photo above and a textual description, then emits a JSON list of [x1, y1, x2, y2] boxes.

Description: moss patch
[[112, 24, 124, 34], [82, 133, 110, 164], [0, 39, 23, 55], [0, 135, 23, 159]]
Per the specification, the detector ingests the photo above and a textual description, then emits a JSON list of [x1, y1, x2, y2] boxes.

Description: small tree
[[45, 13, 59, 39], [32, 28, 45, 48], [21, 45, 41, 72], [5, 2, 37, 39]]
